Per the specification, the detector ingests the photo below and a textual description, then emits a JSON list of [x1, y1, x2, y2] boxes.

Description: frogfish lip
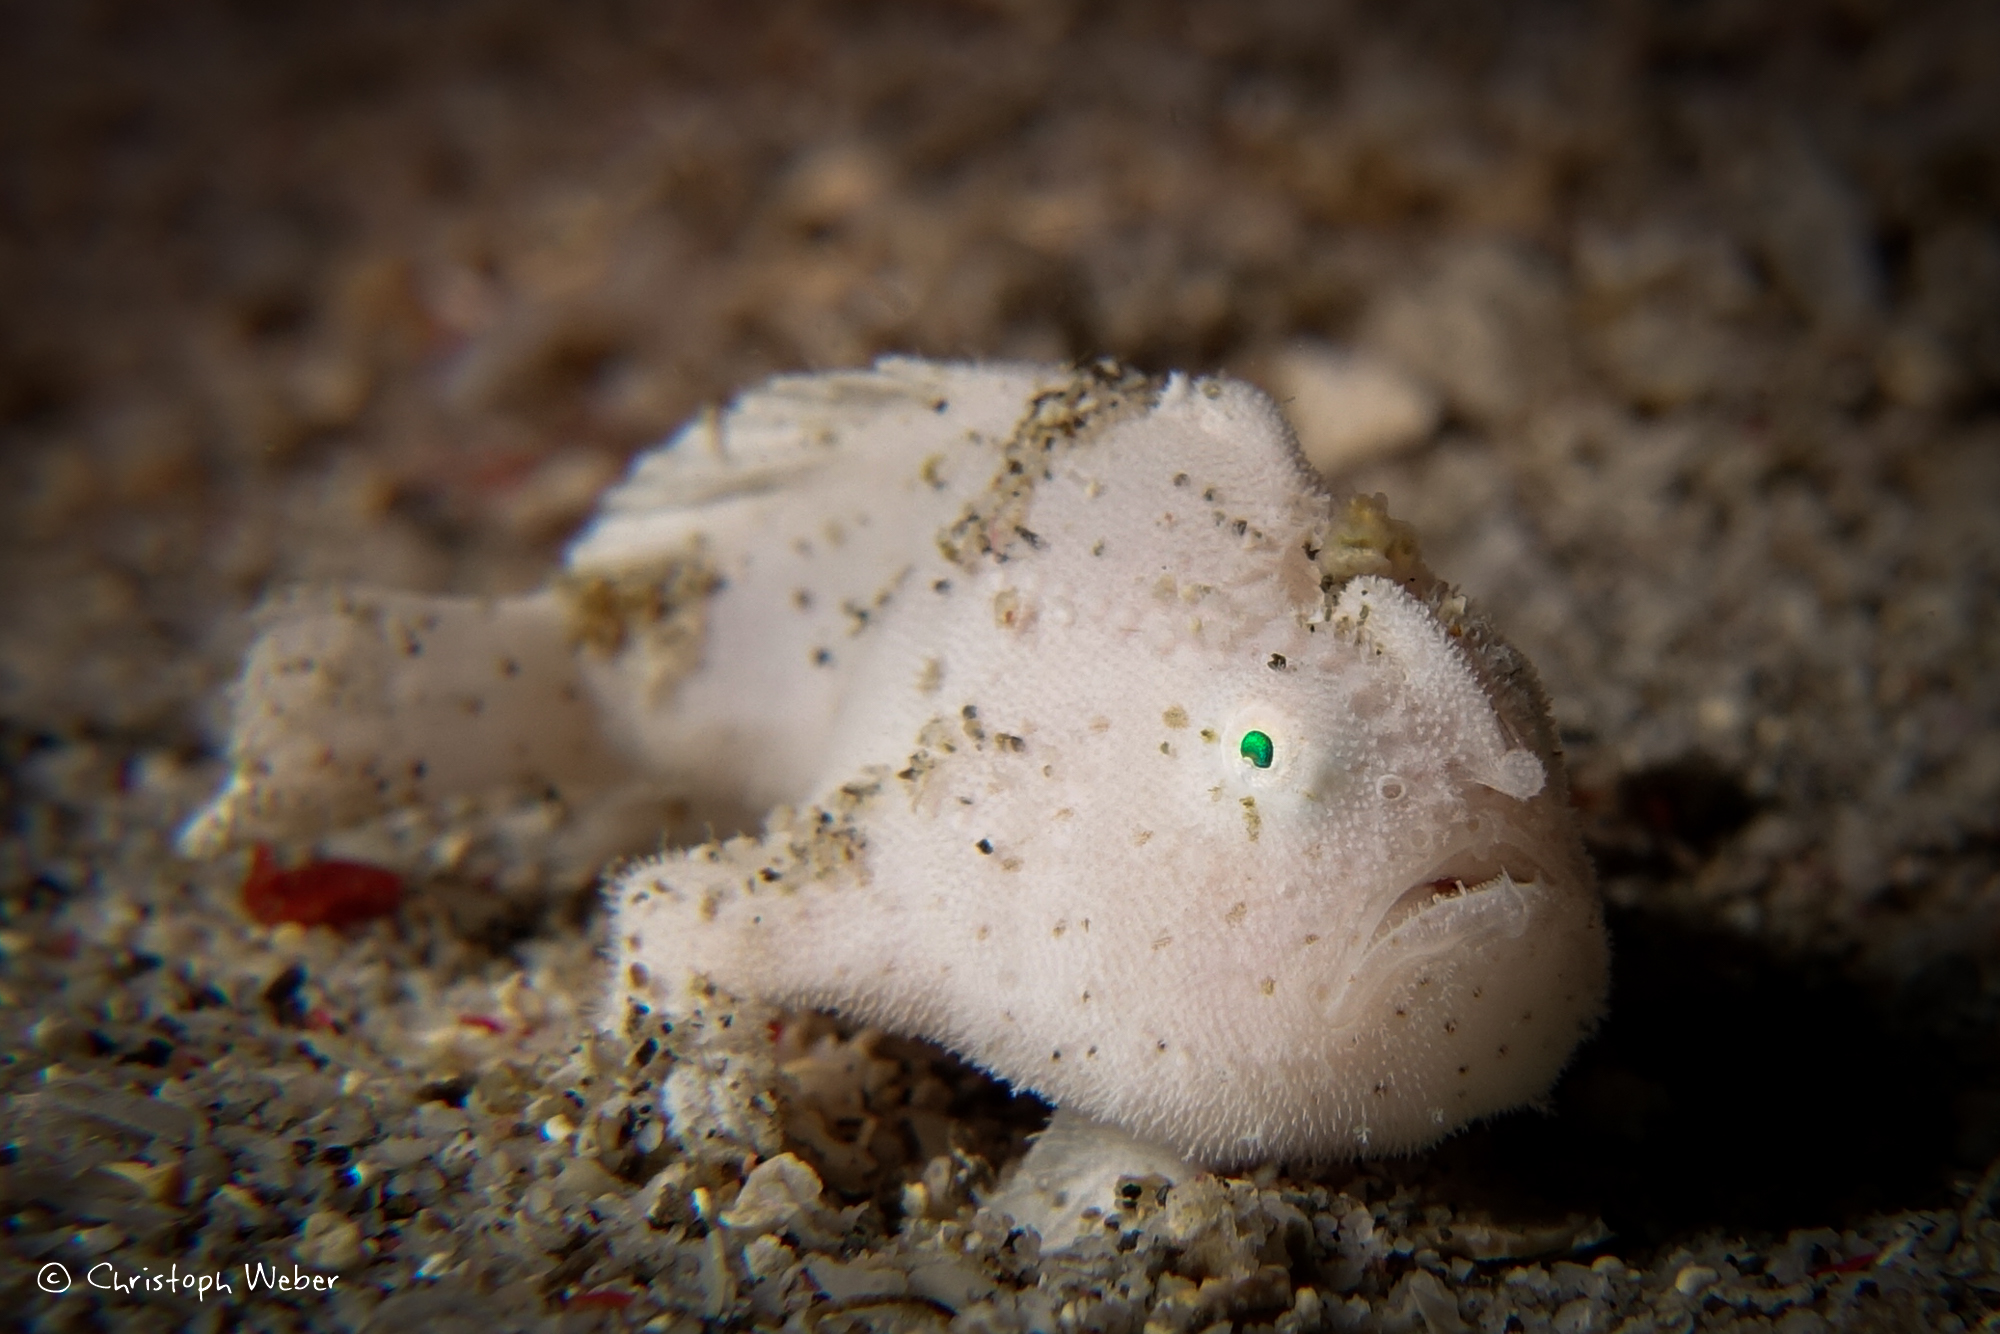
[[1363, 843, 1559, 957], [1315, 839, 1595, 1040]]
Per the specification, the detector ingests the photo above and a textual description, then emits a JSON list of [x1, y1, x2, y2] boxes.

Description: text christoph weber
[[41, 1260, 341, 1300]]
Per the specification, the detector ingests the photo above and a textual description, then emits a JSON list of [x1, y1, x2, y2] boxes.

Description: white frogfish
[[184, 358, 1607, 1169]]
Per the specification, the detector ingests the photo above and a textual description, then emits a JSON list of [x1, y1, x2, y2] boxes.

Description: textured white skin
[[602, 360, 1606, 1166], [566, 362, 1058, 810], [182, 358, 1606, 1168]]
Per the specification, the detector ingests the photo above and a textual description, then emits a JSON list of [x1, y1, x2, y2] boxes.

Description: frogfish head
[[1034, 444, 1606, 1162], [1160, 514, 1606, 1161]]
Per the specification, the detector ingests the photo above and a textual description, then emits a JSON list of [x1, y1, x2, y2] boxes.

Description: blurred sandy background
[[4, 3, 1999, 1330]]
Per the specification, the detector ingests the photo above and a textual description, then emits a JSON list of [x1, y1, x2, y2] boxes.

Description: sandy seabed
[[3, 2, 1999, 1330]]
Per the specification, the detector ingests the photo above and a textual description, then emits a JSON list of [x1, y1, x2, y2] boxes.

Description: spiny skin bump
[[186, 358, 1608, 1168]]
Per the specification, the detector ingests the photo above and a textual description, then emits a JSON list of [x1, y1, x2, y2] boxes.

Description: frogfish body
[[185, 358, 1607, 1168]]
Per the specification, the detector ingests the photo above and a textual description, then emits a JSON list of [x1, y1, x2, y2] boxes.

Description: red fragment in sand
[[1813, 1252, 1878, 1277], [565, 1289, 637, 1310], [457, 1014, 508, 1034], [243, 845, 402, 927]]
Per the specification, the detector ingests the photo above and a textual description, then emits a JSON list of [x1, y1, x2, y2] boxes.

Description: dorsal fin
[[569, 358, 1053, 572]]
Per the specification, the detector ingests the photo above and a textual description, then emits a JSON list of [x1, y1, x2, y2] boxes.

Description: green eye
[[1240, 730, 1274, 769]]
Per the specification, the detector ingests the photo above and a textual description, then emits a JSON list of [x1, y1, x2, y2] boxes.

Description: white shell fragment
[[984, 1109, 1197, 1245], [1263, 341, 1441, 476], [185, 356, 1607, 1169]]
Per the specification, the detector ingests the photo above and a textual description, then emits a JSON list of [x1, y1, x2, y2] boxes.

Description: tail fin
[[179, 587, 635, 858]]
